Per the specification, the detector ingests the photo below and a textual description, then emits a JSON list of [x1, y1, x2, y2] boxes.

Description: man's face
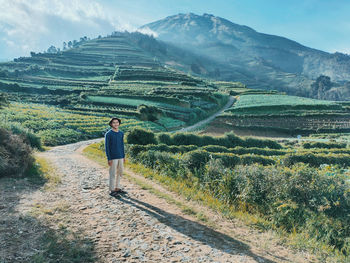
[[111, 119, 120, 128]]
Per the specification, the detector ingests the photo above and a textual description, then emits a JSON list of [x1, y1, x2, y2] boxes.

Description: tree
[[47, 45, 58, 53], [0, 93, 9, 109], [137, 104, 163, 121], [63, 42, 67, 50], [190, 63, 201, 74], [68, 41, 72, 48], [310, 75, 332, 99]]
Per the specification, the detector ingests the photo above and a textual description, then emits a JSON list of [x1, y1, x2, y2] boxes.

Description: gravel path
[[178, 96, 235, 132], [1, 138, 315, 262], [37, 139, 265, 263]]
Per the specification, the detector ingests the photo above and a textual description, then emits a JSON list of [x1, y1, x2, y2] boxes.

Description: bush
[[223, 132, 245, 147], [138, 104, 163, 121], [134, 150, 185, 179], [126, 128, 157, 145], [153, 131, 282, 149], [284, 153, 350, 167], [38, 128, 83, 146], [0, 127, 34, 177], [202, 158, 227, 193], [203, 145, 286, 156], [0, 121, 42, 149], [183, 150, 211, 173], [239, 154, 275, 166], [200, 135, 217, 146], [157, 133, 172, 145], [128, 143, 198, 159], [172, 133, 202, 146], [244, 137, 282, 149], [214, 153, 240, 167], [202, 145, 230, 153], [219, 163, 350, 252], [303, 141, 347, 149]]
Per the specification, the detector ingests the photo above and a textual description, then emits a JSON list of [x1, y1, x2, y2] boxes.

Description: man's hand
[[108, 160, 113, 166], [123, 158, 126, 164]]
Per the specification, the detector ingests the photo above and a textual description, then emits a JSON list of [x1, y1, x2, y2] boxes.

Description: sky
[[0, 0, 349, 61]]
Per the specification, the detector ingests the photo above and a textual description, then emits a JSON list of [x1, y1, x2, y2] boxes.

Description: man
[[105, 117, 126, 196]]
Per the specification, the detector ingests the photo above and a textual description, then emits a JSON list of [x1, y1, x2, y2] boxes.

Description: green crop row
[[126, 128, 282, 149]]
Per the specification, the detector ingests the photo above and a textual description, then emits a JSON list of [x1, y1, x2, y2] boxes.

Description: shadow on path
[[0, 177, 97, 262], [114, 194, 288, 263]]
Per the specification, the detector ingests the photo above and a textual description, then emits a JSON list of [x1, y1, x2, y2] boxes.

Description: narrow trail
[[178, 96, 235, 132], [0, 138, 313, 262]]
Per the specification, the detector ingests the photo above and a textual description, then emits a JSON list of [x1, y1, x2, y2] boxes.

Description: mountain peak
[[141, 12, 257, 45]]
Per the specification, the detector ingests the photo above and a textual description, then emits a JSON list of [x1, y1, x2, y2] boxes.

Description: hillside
[[0, 30, 349, 141], [141, 13, 350, 100], [0, 32, 228, 142]]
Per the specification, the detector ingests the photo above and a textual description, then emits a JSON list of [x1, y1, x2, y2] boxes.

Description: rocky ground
[[0, 138, 316, 262]]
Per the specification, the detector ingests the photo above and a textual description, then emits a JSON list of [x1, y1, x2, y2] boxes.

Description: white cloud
[[137, 26, 158, 37], [0, 0, 143, 59], [330, 47, 350, 55]]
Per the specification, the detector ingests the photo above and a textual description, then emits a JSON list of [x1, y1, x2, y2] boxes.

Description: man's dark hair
[[109, 117, 121, 127]]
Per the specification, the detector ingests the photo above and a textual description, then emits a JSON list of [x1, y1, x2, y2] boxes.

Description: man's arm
[[122, 133, 126, 163], [105, 133, 111, 161]]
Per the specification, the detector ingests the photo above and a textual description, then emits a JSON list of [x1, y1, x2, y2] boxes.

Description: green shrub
[[201, 135, 217, 146], [154, 131, 282, 149], [284, 153, 350, 167], [202, 145, 230, 153], [0, 121, 42, 149], [157, 133, 172, 145], [217, 163, 350, 252], [172, 133, 202, 146], [203, 145, 286, 156], [128, 144, 146, 158], [126, 128, 157, 145], [0, 127, 34, 177], [128, 143, 198, 159], [244, 137, 282, 149], [239, 155, 275, 166], [303, 141, 347, 149], [171, 145, 198, 153], [38, 128, 83, 146], [218, 132, 243, 147], [183, 150, 211, 173], [212, 153, 240, 167], [135, 150, 185, 179], [202, 158, 227, 193]]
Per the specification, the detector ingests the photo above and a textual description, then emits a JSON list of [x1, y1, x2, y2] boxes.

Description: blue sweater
[[104, 129, 125, 160]]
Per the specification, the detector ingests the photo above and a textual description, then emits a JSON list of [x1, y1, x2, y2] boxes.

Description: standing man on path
[[105, 117, 126, 196]]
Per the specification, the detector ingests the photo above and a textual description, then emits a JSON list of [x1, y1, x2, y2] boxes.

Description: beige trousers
[[109, 158, 124, 191]]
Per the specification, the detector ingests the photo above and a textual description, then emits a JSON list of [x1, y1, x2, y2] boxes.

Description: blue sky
[[0, 0, 349, 61]]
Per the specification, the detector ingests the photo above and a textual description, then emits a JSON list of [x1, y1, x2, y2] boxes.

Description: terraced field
[[208, 93, 350, 135], [0, 32, 227, 137], [0, 102, 166, 146], [1, 31, 349, 139]]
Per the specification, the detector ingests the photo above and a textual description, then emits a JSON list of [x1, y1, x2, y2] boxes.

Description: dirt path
[[178, 96, 235, 132], [1, 138, 317, 262]]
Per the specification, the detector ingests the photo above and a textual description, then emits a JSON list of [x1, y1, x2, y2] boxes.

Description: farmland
[[206, 93, 350, 136], [0, 102, 167, 146], [0, 32, 227, 142], [1, 31, 349, 143]]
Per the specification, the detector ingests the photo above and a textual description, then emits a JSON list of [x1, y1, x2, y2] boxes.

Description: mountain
[[140, 13, 350, 100]]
